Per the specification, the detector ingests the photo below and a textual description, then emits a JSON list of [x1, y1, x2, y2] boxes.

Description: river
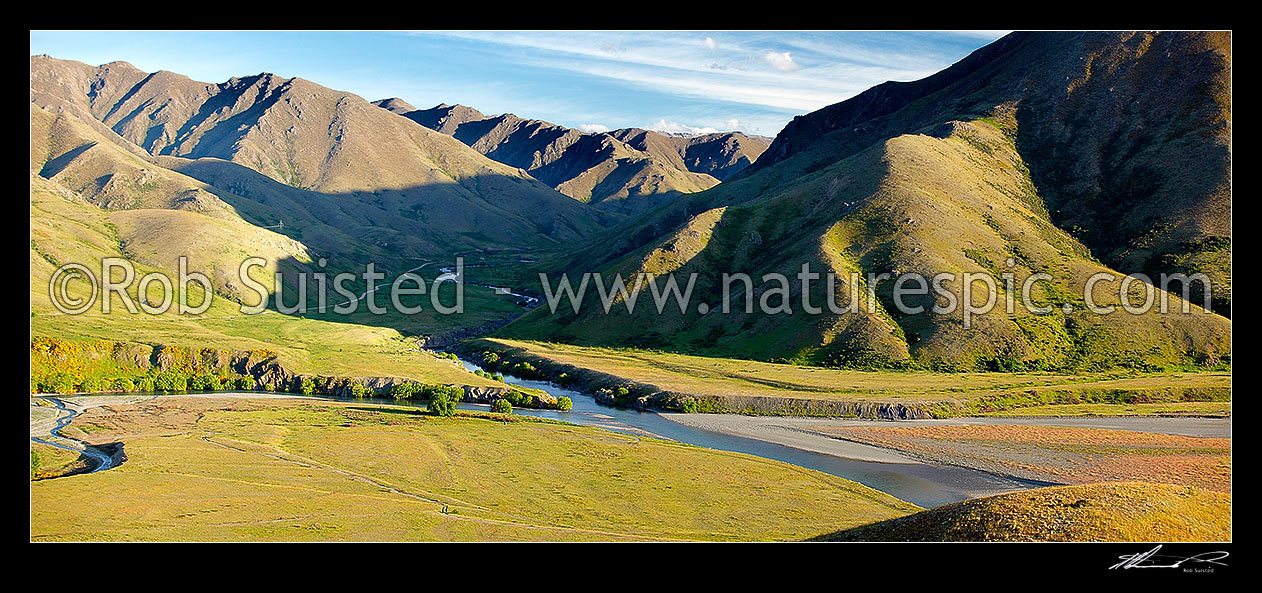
[[47, 358, 1170, 507], [447, 358, 1054, 508]]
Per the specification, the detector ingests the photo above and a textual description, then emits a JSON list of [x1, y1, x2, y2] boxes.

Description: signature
[[1110, 545, 1229, 570]]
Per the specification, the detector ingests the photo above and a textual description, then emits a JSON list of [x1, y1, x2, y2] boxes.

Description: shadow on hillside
[[162, 157, 622, 265], [488, 158, 901, 363], [146, 156, 642, 345]]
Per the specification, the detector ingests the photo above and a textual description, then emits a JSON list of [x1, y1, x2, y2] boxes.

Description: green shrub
[[613, 387, 634, 406], [154, 371, 188, 392], [79, 376, 105, 393], [44, 372, 75, 394], [349, 382, 373, 398], [391, 382, 424, 400], [136, 375, 156, 392], [189, 373, 216, 391], [112, 377, 136, 392], [505, 390, 534, 407], [510, 362, 538, 378], [491, 399, 512, 414], [237, 375, 256, 390], [984, 356, 1025, 372], [427, 389, 458, 416], [680, 398, 699, 413], [429, 385, 463, 402], [300, 377, 316, 395], [555, 396, 573, 411]]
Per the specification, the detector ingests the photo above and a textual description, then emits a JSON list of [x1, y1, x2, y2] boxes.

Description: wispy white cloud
[[650, 119, 720, 134], [578, 123, 610, 133], [764, 51, 800, 72], [417, 31, 953, 112], [395, 30, 1000, 135], [516, 58, 892, 112]]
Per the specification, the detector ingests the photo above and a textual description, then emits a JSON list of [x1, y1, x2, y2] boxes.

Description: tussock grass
[[31, 397, 918, 541]]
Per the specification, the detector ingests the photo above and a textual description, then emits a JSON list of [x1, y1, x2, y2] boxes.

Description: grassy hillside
[[609, 128, 772, 181], [499, 107, 1230, 371], [31, 105, 240, 217], [30, 172, 516, 389], [28, 57, 614, 390], [746, 31, 1231, 314], [814, 482, 1230, 542]]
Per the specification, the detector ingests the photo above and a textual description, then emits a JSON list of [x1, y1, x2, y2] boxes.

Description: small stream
[[31, 397, 115, 473]]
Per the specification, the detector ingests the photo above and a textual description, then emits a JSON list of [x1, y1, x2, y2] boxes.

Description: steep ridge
[[393, 103, 769, 214], [31, 97, 484, 266], [32, 103, 238, 218], [742, 31, 1231, 313], [30, 55, 615, 258], [30, 102, 333, 302], [499, 31, 1231, 371]]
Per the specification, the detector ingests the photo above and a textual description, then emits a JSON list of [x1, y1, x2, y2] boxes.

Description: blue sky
[[30, 30, 1007, 137]]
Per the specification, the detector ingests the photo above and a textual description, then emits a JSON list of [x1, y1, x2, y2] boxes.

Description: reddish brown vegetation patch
[[822, 425, 1230, 492]]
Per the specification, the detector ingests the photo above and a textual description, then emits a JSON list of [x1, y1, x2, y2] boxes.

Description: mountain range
[[381, 100, 771, 214], [29, 30, 1232, 372], [31, 54, 615, 266]]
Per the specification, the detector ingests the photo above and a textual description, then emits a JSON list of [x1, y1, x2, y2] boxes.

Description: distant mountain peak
[[396, 103, 487, 136], [100, 60, 141, 71], [377, 102, 771, 213], [371, 97, 417, 114]]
